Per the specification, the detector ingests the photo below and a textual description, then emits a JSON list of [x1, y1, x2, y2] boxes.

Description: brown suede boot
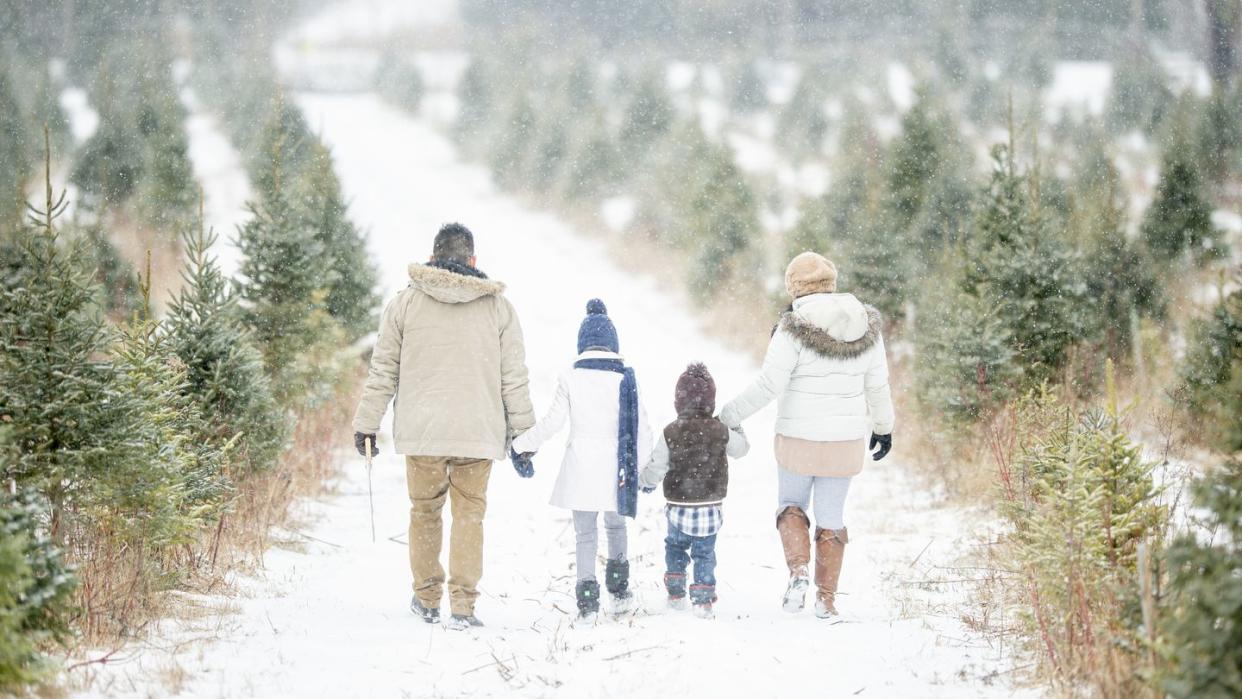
[[814, 527, 848, 618], [776, 506, 812, 612]]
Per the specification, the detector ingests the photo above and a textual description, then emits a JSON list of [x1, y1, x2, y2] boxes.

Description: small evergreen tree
[[1068, 152, 1164, 364], [684, 143, 759, 300], [0, 486, 75, 694], [167, 218, 288, 474], [1161, 459, 1242, 698], [488, 95, 538, 187], [293, 144, 380, 343], [251, 96, 315, 202], [563, 116, 621, 201], [730, 61, 767, 113], [0, 59, 30, 226], [530, 112, 569, 194], [455, 59, 495, 147], [1141, 151, 1220, 263], [235, 184, 334, 408], [618, 71, 674, 160], [1177, 279, 1242, 453], [963, 145, 1091, 386], [777, 69, 829, 161]]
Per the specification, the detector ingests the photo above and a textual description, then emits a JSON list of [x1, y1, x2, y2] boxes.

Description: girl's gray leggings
[[572, 510, 627, 582], [777, 468, 852, 530]]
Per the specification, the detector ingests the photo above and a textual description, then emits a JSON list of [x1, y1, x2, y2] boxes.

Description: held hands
[[354, 432, 379, 457], [510, 449, 535, 478], [641, 486, 657, 494], [869, 433, 892, 461]]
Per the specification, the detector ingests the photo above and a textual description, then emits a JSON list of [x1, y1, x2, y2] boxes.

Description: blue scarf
[[574, 357, 639, 518]]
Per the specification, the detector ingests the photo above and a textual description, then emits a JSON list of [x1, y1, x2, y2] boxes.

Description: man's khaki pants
[[405, 455, 492, 617]]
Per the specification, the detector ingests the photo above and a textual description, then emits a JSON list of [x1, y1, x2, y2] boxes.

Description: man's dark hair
[[433, 223, 475, 263]]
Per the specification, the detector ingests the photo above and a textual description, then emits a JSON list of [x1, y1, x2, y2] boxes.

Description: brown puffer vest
[[662, 364, 730, 505]]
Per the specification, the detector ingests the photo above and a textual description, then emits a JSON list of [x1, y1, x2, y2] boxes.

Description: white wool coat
[[719, 293, 894, 442], [512, 351, 653, 513]]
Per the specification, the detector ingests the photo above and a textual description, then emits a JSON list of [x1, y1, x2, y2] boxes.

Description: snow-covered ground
[[72, 87, 1021, 698]]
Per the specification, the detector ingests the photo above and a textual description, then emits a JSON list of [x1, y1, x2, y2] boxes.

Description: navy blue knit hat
[[577, 299, 619, 354]]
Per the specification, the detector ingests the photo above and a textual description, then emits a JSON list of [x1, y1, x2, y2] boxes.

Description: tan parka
[[352, 263, 535, 461]]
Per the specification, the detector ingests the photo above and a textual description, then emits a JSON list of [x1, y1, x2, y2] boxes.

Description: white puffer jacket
[[719, 293, 894, 442], [512, 351, 653, 513]]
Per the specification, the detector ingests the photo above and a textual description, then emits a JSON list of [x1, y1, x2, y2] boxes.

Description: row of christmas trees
[[390, 33, 1239, 693], [0, 60, 379, 694]]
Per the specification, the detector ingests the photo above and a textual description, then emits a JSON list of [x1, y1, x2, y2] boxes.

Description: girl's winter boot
[[689, 584, 717, 619], [575, 580, 600, 626], [605, 558, 635, 614], [664, 572, 689, 610]]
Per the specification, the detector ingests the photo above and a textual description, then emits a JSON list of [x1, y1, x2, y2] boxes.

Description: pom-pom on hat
[[577, 299, 619, 354], [784, 251, 838, 298], [674, 362, 716, 416]]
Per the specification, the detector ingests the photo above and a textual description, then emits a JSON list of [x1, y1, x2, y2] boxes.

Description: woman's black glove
[[510, 449, 535, 478], [869, 433, 892, 461], [355, 432, 379, 457]]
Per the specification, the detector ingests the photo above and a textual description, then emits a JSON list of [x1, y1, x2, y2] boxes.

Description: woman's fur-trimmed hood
[[407, 263, 506, 304], [779, 293, 882, 360]]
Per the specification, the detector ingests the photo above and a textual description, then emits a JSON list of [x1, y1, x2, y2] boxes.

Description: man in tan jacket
[[353, 223, 534, 631]]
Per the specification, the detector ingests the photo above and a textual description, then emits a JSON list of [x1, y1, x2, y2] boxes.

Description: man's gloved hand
[[510, 449, 535, 478], [869, 433, 892, 461], [355, 432, 379, 457]]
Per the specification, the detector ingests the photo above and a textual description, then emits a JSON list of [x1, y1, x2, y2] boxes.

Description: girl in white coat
[[512, 300, 652, 622], [719, 252, 894, 620]]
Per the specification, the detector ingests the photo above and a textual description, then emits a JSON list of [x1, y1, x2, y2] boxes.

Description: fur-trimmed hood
[[780, 293, 882, 360], [407, 263, 506, 304]]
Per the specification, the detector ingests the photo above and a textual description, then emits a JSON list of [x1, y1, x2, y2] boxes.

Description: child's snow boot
[[689, 584, 717, 619], [575, 579, 601, 626], [814, 527, 847, 620], [777, 506, 812, 613], [410, 596, 440, 624], [604, 558, 635, 615], [664, 572, 689, 611]]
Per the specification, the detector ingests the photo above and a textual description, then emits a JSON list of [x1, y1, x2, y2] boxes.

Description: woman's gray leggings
[[572, 510, 627, 582], [777, 468, 852, 530]]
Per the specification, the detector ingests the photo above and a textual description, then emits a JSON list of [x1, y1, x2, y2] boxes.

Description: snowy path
[[75, 91, 1018, 697]]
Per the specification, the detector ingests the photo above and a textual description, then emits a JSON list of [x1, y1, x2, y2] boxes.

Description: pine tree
[[915, 263, 1018, 422], [563, 116, 620, 201], [618, 71, 674, 160], [235, 183, 334, 408], [730, 61, 767, 113], [251, 96, 315, 202], [777, 69, 829, 162], [293, 144, 380, 343], [0, 485, 75, 694], [963, 144, 1091, 386], [1141, 151, 1219, 263], [684, 142, 759, 300], [530, 112, 569, 194], [0, 59, 30, 226], [1177, 278, 1241, 453], [1161, 459, 1242, 698], [488, 95, 538, 187], [1068, 150, 1163, 364], [166, 215, 288, 475], [455, 59, 495, 147]]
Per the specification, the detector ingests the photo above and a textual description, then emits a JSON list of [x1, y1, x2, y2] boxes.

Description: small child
[[511, 299, 651, 624], [639, 363, 749, 618]]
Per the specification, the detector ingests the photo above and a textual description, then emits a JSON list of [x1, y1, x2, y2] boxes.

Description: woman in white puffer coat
[[718, 252, 894, 620]]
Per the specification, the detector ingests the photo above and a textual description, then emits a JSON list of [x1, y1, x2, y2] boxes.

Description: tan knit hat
[[784, 251, 838, 298]]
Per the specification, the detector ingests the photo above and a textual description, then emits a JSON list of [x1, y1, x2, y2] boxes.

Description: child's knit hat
[[577, 299, 619, 354], [674, 363, 716, 417]]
